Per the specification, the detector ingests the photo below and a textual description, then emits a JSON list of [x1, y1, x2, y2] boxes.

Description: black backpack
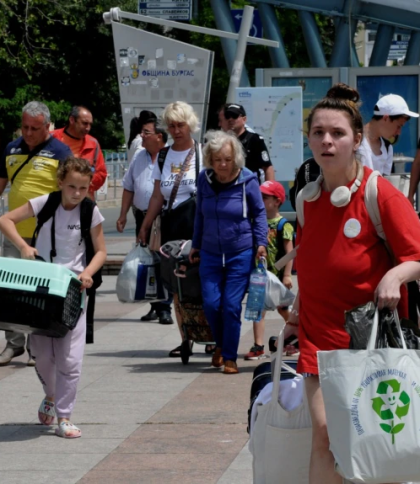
[[289, 140, 392, 210], [31, 191, 102, 295]]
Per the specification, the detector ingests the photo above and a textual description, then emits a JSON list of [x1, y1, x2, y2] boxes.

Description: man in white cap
[[359, 94, 419, 176]]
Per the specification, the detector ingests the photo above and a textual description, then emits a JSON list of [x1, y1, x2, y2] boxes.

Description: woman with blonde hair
[[139, 101, 203, 355], [189, 130, 267, 374]]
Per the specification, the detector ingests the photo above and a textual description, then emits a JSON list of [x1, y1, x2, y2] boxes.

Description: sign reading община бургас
[[138, 0, 192, 21]]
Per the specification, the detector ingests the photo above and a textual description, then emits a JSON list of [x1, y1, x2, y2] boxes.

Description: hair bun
[[326, 83, 359, 103]]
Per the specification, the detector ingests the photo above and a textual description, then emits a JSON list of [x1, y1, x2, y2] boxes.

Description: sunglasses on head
[[224, 112, 241, 120]]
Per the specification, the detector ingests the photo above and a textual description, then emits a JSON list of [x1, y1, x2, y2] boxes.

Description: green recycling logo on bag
[[371, 379, 410, 444]]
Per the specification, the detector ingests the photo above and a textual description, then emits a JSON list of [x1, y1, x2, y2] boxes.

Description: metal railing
[[99, 156, 130, 201]]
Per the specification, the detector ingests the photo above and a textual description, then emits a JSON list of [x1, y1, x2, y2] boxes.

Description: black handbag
[[161, 196, 196, 244], [160, 141, 199, 244]]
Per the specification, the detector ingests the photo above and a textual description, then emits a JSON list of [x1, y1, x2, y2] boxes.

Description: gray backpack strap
[[365, 170, 395, 259], [364, 170, 385, 241], [295, 187, 305, 229]]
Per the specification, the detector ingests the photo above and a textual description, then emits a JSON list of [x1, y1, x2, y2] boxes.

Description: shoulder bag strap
[[166, 144, 195, 212], [158, 147, 170, 173], [11, 139, 50, 184], [194, 141, 199, 186]]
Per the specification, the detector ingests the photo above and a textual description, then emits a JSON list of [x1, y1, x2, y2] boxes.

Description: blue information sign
[[138, 1, 192, 20], [231, 9, 262, 38]]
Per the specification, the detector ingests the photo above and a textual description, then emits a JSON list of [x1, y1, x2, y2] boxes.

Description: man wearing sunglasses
[[223, 104, 274, 183]]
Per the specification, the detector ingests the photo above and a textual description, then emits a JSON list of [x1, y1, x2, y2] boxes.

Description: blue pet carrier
[[0, 257, 84, 338]]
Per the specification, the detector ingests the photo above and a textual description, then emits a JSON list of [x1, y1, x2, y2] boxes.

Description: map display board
[[235, 87, 303, 181], [235, 87, 302, 212], [271, 76, 333, 160]]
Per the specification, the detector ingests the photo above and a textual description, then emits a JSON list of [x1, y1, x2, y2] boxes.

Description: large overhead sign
[[111, 21, 213, 142], [138, 1, 192, 21]]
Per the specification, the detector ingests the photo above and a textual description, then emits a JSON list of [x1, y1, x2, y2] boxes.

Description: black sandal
[[168, 345, 182, 357], [205, 344, 216, 355], [169, 342, 193, 358]]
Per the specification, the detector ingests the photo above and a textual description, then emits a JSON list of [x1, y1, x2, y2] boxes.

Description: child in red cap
[[244, 181, 295, 360]]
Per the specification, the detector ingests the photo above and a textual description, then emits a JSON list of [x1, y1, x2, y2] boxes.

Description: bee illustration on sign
[[130, 64, 139, 79]]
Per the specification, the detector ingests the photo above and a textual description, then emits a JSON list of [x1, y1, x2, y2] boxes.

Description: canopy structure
[[210, 0, 420, 74]]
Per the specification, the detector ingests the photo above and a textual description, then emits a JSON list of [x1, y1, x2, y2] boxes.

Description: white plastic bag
[[319, 309, 420, 483], [249, 328, 312, 484], [264, 271, 295, 311], [116, 245, 165, 303]]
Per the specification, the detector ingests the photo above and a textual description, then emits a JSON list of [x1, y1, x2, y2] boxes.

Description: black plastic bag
[[344, 301, 376, 350], [344, 302, 420, 350]]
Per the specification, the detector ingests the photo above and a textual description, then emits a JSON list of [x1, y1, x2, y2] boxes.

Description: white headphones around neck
[[301, 162, 364, 208]]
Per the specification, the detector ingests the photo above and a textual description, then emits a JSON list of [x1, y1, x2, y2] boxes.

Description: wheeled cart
[[160, 240, 214, 365]]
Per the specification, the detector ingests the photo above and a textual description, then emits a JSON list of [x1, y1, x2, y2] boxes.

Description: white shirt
[[152, 145, 203, 210], [122, 149, 155, 211], [358, 136, 393, 176], [127, 135, 143, 163], [30, 194, 104, 275]]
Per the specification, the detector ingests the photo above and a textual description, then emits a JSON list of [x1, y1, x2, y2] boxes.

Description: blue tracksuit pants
[[199, 248, 254, 362]]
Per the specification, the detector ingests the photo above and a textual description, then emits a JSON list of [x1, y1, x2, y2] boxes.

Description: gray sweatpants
[[3, 238, 31, 352], [31, 306, 87, 419]]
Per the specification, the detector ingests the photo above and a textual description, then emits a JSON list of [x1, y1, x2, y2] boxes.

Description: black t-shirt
[[238, 130, 271, 183], [210, 172, 240, 193]]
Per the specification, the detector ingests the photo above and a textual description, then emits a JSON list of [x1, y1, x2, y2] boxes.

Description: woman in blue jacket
[[189, 130, 268, 374]]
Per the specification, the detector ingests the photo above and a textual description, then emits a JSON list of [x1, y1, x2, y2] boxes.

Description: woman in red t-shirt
[[284, 84, 420, 484]]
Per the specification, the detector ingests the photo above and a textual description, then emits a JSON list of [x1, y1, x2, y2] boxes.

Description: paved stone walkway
[[0, 275, 285, 483]]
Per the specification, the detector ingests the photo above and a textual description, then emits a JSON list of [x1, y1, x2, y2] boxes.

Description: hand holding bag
[[249, 327, 312, 484], [264, 270, 296, 311], [318, 308, 420, 484]]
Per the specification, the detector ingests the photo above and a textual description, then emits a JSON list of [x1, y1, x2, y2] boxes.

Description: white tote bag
[[116, 244, 165, 303], [319, 309, 420, 484], [249, 329, 312, 484]]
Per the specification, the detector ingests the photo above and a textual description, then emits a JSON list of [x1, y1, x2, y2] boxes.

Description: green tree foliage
[[0, 0, 335, 148]]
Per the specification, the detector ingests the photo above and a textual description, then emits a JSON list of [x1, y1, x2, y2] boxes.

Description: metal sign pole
[[226, 5, 254, 103], [103, 7, 278, 48]]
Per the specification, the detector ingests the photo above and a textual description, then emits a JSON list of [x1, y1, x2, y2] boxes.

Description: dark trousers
[[134, 207, 172, 314], [86, 291, 95, 344], [199, 248, 254, 362]]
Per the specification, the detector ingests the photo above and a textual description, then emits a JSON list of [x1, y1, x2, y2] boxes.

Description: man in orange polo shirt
[[53, 106, 107, 198], [53, 106, 107, 344]]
